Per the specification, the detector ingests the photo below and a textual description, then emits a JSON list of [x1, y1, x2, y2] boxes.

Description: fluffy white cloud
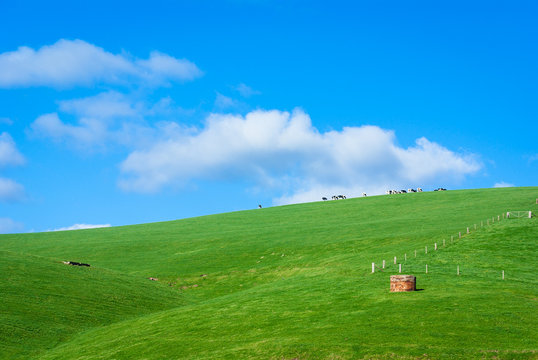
[[0, 39, 202, 88], [29, 91, 182, 150], [52, 223, 111, 232], [119, 108, 481, 200], [493, 182, 514, 188], [0, 132, 25, 166], [0, 217, 24, 233], [0, 177, 25, 202]]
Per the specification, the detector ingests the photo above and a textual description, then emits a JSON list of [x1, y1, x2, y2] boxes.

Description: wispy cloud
[[493, 181, 514, 188], [52, 223, 111, 232], [215, 92, 240, 109], [0, 217, 24, 233], [119, 108, 482, 199], [235, 83, 261, 97], [0, 117, 13, 125], [0, 177, 25, 202], [0, 39, 202, 88], [0, 132, 25, 166], [0, 132, 25, 202]]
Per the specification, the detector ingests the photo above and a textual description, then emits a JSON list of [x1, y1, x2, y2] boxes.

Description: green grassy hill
[[1, 187, 537, 359]]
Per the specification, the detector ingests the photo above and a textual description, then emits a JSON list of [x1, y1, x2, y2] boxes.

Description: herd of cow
[[321, 187, 447, 201]]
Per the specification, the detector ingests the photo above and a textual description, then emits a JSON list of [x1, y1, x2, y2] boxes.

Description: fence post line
[[459, 232, 461, 239], [405, 253, 407, 261], [435, 243, 437, 250], [498, 215, 500, 221], [502, 270, 505, 280], [426, 264, 428, 274], [425, 246, 427, 254], [414, 250, 417, 258], [467, 227, 469, 234], [382, 260, 385, 269], [394, 256, 397, 265], [457, 265, 459, 276], [372, 262, 375, 273], [399, 263, 401, 273]]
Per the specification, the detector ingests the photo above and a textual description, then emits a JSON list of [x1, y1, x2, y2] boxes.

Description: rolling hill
[[1, 187, 537, 359]]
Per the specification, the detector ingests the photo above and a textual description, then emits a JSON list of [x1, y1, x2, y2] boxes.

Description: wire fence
[[370, 210, 535, 282]]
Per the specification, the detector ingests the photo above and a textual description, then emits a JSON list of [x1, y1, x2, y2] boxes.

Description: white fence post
[[382, 260, 385, 269], [426, 264, 428, 274], [467, 227, 469, 234], [399, 263, 401, 273], [394, 256, 397, 265], [530, 211, 532, 218], [457, 265, 459, 276], [434, 243, 437, 250], [372, 262, 375, 273], [502, 270, 505, 280]]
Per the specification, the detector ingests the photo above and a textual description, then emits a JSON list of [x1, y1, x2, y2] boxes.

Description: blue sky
[[0, 0, 536, 233]]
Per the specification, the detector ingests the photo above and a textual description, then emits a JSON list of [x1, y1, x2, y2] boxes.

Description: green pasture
[[0, 187, 537, 359]]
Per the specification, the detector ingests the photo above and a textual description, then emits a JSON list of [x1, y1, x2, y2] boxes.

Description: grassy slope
[[0, 251, 185, 359], [0, 187, 537, 359]]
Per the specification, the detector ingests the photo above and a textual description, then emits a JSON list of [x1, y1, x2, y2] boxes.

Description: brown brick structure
[[390, 275, 416, 292]]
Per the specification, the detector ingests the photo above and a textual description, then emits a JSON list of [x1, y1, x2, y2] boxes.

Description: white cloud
[[235, 83, 261, 97], [52, 223, 111, 231], [0, 39, 202, 88], [0, 177, 25, 202], [119, 108, 481, 199], [493, 182, 514, 188], [0, 217, 24, 233], [0, 132, 25, 166]]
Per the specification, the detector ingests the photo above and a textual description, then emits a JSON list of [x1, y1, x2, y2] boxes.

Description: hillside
[[0, 187, 537, 359]]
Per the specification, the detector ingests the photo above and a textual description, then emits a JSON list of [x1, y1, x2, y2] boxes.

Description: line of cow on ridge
[[321, 187, 448, 201], [386, 188, 423, 194]]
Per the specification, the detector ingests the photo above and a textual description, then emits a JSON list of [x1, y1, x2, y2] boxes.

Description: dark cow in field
[[63, 261, 90, 267], [322, 197, 328, 201]]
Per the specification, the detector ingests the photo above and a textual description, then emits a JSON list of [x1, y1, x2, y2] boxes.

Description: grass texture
[[0, 187, 537, 359]]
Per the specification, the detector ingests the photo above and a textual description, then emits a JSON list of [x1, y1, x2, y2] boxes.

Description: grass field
[[0, 187, 537, 359]]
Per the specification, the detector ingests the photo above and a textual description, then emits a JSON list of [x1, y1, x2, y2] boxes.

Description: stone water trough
[[390, 275, 416, 292]]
